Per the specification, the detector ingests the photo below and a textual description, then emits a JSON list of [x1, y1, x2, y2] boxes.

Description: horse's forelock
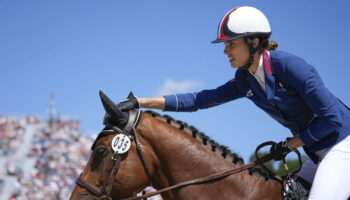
[[90, 128, 115, 150]]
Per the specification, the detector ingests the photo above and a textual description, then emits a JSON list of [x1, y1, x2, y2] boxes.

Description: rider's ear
[[253, 38, 260, 48]]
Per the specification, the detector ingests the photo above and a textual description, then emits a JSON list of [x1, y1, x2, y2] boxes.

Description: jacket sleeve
[[163, 79, 244, 112], [282, 56, 342, 148]]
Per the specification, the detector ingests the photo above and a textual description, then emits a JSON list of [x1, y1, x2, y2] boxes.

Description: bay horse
[[70, 91, 282, 200]]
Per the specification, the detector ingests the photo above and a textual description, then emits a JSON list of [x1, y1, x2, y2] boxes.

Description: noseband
[[75, 110, 152, 200]]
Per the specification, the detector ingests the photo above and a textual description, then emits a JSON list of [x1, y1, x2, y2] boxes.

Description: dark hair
[[259, 36, 278, 50], [253, 36, 278, 52]]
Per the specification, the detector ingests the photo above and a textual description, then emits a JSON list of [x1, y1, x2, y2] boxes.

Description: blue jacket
[[164, 50, 350, 156]]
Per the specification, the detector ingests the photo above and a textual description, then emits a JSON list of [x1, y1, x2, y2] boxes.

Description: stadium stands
[[0, 115, 161, 200]]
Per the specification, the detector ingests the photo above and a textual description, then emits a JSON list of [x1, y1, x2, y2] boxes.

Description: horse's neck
[[139, 114, 229, 174], [138, 114, 282, 200]]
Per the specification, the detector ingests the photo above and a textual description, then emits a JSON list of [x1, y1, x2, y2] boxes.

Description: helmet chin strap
[[238, 37, 265, 70]]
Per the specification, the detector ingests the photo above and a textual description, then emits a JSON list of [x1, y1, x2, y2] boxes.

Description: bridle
[[75, 110, 302, 200], [75, 110, 152, 200]]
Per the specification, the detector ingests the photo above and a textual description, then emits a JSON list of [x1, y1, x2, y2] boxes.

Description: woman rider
[[115, 6, 350, 200]]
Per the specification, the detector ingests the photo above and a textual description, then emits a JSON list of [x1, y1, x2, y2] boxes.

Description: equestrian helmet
[[212, 6, 271, 43]]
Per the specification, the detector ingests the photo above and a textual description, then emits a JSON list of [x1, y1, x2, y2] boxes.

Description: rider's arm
[[280, 54, 343, 149], [139, 97, 166, 110], [163, 79, 243, 112], [136, 79, 243, 112]]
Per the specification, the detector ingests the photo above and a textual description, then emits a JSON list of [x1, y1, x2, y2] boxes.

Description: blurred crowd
[[0, 116, 28, 156], [1, 116, 93, 199], [0, 116, 162, 200], [15, 120, 92, 199]]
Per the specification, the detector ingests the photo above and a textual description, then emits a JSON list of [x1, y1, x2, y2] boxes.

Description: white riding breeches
[[296, 135, 350, 200]]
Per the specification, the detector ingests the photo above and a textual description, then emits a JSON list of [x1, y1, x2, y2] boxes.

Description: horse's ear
[[99, 90, 127, 126]]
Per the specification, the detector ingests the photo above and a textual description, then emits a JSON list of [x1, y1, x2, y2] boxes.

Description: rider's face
[[224, 38, 249, 68]]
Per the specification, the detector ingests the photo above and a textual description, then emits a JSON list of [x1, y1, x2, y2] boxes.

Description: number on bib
[[111, 134, 131, 154]]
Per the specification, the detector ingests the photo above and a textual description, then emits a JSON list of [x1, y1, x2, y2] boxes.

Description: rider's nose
[[224, 46, 230, 55]]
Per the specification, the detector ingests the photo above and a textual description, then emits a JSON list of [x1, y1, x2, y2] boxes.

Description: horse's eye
[[96, 147, 107, 155], [92, 146, 108, 171]]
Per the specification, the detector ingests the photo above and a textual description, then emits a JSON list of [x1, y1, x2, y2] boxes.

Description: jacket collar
[[262, 51, 276, 104]]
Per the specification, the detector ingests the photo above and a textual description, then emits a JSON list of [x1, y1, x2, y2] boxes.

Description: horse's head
[[70, 91, 156, 200]]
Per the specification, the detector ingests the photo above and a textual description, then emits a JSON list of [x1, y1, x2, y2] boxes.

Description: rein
[[122, 154, 274, 200]]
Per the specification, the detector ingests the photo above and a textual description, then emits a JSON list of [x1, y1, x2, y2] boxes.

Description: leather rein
[[75, 110, 275, 200]]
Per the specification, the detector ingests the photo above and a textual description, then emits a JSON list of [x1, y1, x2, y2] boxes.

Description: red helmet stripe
[[217, 7, 240, 40]]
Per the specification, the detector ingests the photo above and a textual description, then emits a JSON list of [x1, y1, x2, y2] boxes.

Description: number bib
[[111, 134, 131, 154]]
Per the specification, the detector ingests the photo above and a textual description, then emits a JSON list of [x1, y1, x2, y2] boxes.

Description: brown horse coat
[[71, 110, 282, 200]]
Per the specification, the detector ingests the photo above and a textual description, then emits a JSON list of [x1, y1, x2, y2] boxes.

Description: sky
[[1, 0, 350, 161]]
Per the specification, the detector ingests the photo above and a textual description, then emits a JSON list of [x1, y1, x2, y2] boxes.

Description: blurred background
[[1, 0, 349, 199]]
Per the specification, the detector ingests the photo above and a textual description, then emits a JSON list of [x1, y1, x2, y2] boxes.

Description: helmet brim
[[211, 35, 244, 43], [211, 32, 271, 44]]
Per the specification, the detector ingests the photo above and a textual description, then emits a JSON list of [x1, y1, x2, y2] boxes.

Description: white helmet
[[212, 6, 271, 43]]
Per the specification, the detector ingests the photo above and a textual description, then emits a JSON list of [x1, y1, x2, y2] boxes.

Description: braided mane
[[144, 110, 244, 163], [144, 110, 274, 180]]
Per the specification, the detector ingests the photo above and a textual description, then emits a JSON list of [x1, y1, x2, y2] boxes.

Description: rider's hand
[[117, 92, 140, 111], [269, 140, 293, 161]]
